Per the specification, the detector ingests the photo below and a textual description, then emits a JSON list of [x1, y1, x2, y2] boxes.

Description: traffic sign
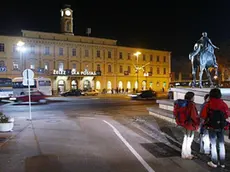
[[22, 69, 34, 120], [0, 66, 7, 72], [23, 69, 34, 79], [23, 79, 34, 86], [22, 69, 35, 86]]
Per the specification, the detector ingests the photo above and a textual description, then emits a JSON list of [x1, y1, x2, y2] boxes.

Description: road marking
[[103, 120, 155, 172], [79, 117, 96, 120]]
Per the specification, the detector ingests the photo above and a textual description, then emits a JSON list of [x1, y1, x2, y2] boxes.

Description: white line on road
[[103, 120, 155, 172]]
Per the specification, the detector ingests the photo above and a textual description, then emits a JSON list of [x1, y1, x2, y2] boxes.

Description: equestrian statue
[[189, 32, 219, 88]]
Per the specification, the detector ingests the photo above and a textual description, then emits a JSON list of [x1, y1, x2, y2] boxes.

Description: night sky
[[0, 0, 229, 59]]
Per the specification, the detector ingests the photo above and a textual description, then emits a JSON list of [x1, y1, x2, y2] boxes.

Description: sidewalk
[[142, 106, 230, 170], [0, 117, 78, 172]]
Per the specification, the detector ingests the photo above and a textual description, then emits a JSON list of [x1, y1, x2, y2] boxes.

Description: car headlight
[[130, 94, 137, 97]]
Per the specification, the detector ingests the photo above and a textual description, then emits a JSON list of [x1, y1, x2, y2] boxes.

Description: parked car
[[60, 89, 82, 96], [130, 90, 157, 100], [81, 90, 99, 96], [16, 91, 47, 103]]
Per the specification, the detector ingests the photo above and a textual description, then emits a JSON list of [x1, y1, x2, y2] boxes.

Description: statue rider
[[198, 32, 219, 68]]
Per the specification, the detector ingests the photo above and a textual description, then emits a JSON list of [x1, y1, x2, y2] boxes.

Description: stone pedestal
[[171, 87, 230, 106]]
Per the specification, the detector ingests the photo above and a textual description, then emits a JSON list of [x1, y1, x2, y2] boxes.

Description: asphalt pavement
[[0, 95, 226, 172]]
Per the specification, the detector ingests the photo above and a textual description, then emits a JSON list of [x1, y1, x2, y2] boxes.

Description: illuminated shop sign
[[53, 69, 101, 76]]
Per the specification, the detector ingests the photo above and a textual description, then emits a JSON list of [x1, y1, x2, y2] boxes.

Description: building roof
[[21, 30, 117, 46]]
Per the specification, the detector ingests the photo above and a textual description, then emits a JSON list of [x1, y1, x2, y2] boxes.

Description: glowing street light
[[16, 41, 26, 69], [134, 51, 141, 58], [16, 41, 25, 52]]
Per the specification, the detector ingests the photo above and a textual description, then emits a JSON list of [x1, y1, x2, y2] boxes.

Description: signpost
[[22, 69, 34, 120]]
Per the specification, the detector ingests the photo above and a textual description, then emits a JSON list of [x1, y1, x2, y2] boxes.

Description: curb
[[148, 110, 230, 144]]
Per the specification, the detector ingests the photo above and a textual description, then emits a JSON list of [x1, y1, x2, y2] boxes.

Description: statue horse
[[189, 43, 218, 88]]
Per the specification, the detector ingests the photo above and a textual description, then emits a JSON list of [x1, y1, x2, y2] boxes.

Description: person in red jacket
[[201, 88, 229, 168], [181, 92, 200, 159]]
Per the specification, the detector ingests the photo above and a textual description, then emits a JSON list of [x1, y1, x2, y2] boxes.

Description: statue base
[[171, 87, 230, 106]]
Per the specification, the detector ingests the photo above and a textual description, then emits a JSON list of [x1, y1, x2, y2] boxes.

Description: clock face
[[65, 10, 71, 16]]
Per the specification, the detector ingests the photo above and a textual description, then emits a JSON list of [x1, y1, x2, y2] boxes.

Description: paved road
[[0, 97, 218, 171], [2, 97, 157, 118]]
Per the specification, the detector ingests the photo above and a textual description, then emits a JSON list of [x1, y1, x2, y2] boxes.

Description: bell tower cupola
[[60, 4, 74, 35]]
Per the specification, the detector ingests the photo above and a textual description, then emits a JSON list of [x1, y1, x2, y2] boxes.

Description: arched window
[[127, 81, 131, 89], [142, 81, 147, 90], [96, 81, 101, 90], [71, 80, 77, 89], [107, 81, 112, 89], [149, 82, 153, 88], [118, 81, 123, 89], [58, 80, 65, 93], [134, 81, 138, 89]]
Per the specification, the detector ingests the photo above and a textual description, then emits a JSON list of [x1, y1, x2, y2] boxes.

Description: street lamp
[[16, 41, 25, 70], [134, 51, 141, 91], [144, 72, 149, 90]]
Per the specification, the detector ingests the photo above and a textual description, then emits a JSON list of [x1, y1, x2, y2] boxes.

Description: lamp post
[[134, 51, 141, 91], [16, 41, 25, 70], [144, 72, 149, 90]]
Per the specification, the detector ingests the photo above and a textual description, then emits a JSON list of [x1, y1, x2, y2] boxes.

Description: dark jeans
[[209, 129, 225, 165]]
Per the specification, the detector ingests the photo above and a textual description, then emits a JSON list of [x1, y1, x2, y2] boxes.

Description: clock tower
[[60, 5, 74, 35]]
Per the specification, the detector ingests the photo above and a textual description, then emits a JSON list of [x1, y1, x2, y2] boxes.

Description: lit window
[[30, 64, 35, 69], [96, 81, 101, 90], [13, 62, 19, 70], [44, 63, 49, 70], [72, 63, 76, 72], [58, 62, 64, 71], [107, 81, 112, 89]]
